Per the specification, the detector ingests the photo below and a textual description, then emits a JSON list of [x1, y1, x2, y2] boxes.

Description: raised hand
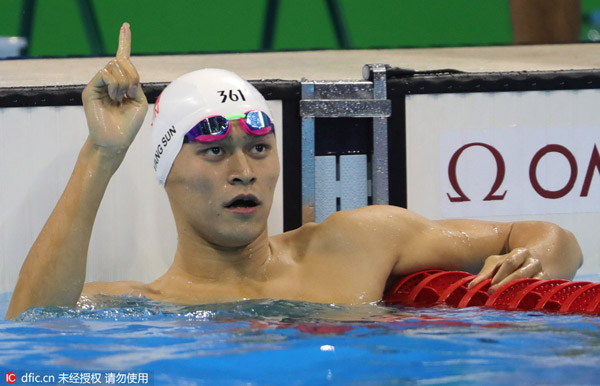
[[82, 23, 148, 155], [6, 24, 152, 320]]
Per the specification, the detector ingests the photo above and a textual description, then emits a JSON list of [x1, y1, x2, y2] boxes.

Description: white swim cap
[[151, 68, 273, 186]]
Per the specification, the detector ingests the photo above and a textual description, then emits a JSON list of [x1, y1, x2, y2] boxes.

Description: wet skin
[[166, 122, 280, 249], [81, 125, 582, 305], [6, 23, 583, 319]]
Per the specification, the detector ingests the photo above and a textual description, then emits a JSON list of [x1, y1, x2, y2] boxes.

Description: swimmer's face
[[165, 120, 280, 247]]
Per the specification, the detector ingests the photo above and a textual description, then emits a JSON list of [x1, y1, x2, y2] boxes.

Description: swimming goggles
[[184, 110, 274, 143]]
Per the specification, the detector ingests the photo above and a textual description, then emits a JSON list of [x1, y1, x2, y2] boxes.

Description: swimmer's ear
[[116, 22, 131, 60]]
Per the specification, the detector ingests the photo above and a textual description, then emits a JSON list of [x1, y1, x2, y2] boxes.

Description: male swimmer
[[6, 24, 583, 320]]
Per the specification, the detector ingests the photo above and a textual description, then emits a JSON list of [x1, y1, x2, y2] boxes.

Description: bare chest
[[145, 255, 390, 305]]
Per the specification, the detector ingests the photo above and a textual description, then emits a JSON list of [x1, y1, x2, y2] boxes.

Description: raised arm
[[6, 23, 148, 319]]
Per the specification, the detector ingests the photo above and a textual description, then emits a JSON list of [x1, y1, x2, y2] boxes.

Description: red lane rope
[[383, 271, 600, 315]]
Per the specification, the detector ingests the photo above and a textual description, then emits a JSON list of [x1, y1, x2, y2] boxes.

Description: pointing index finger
[[116, 22, 131, 59]]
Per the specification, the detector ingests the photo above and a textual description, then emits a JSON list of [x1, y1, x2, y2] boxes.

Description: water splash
[[11, 295, 394, 324]]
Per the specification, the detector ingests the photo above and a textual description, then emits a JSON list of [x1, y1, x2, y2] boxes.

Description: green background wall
[[1, 0, 600, 57]]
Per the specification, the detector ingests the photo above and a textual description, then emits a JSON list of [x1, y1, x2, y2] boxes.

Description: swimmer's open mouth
[[224, 195, 261, 208]]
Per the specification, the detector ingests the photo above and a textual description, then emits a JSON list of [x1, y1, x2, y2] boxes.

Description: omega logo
[[447, 142, 600, 202]]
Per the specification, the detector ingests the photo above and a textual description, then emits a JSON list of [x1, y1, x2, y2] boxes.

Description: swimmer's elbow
[[563, 228, 583, 272], [545, 224, 583, 279]]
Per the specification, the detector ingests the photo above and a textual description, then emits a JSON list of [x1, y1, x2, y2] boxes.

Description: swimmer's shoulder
[[310, 205, 419, 236], [271, 206, 417, 257], [269, 221, 319, 261], [82, 280, 159, 297]]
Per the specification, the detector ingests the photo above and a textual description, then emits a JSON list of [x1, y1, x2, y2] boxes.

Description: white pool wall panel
[[0, 101, 283, 293], [2, 45, 600, 292], [340, 154, 368, 210], [315, 156, 337, 222], [406, 90, 600, 275]]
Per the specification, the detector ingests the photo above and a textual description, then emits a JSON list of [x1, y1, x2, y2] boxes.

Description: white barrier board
[[406, 90, 600, 275], [0, 101, 283, 293]]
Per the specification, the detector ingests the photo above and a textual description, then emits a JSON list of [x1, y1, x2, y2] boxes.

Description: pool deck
[[1, 43, 599, 87]]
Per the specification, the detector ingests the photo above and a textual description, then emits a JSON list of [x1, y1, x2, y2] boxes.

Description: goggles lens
[[245, 111, 270, 130], [199, 115, 229, 135], [184, 110, 274, 143]]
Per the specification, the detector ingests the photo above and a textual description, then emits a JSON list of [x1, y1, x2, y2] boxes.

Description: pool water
[[1, 288, 599, 385]]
